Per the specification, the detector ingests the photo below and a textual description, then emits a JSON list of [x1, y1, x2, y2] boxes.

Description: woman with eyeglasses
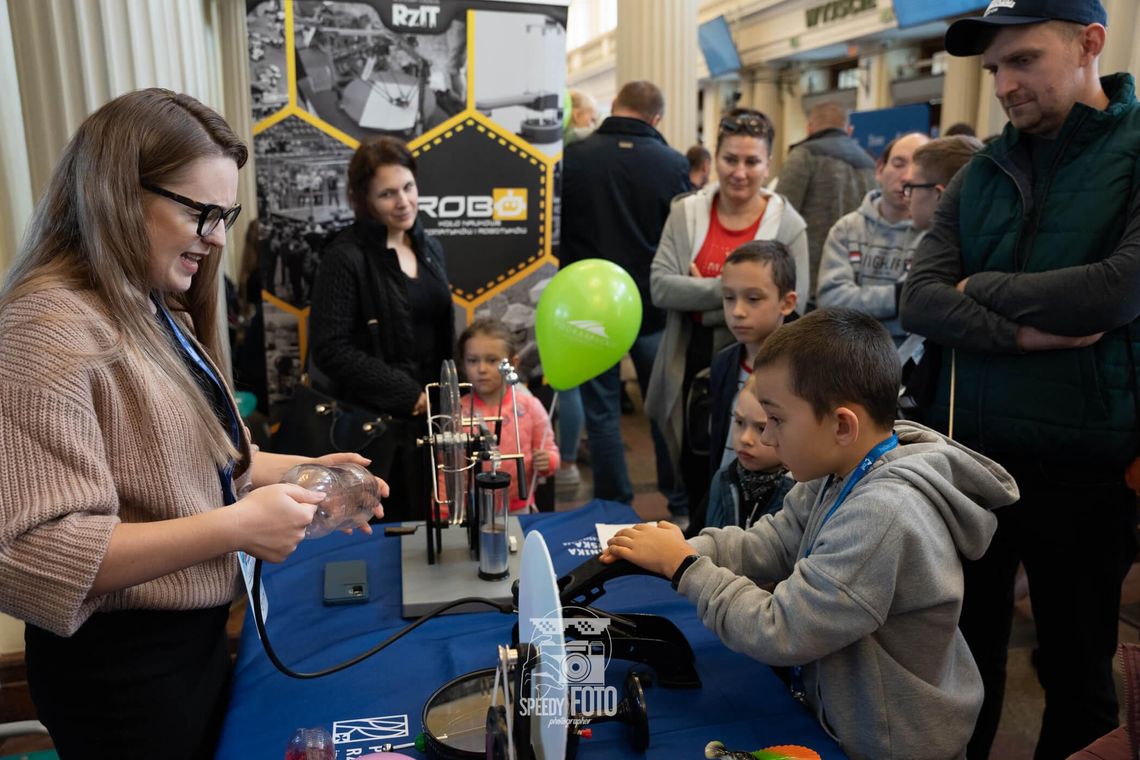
[[0, 89, 385, 758], [308, 136, 454, 522], [646, 107, 808, 517]]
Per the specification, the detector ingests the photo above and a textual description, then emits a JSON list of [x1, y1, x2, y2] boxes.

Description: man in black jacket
[[560, 80, 691, 516]]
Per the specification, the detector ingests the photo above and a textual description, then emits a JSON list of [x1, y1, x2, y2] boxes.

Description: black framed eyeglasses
[[718, 113, 771, 137], [143, 183, 242, 238], [902, 182, 939, 198]]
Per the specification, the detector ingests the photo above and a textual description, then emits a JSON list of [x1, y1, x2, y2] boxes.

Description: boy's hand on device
[[600, 520, 695, 578]]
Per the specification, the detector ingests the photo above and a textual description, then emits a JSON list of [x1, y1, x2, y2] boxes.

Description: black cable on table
[[251, 556, 515, 680]]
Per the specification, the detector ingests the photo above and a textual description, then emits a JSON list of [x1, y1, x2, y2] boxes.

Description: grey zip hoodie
[[680, 422, 1018, 760], [816, 190, 924, 339]]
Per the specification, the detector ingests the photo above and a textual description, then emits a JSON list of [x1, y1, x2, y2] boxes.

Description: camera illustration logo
[[561, 640, 605, 685], [522, 608, 619, 722]]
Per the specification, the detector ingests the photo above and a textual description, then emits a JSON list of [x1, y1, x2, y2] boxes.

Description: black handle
[[557, 556, 664, 607], [515, 455, 528, 501]]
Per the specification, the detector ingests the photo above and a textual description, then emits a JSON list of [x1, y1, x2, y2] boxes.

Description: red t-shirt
[[692, 201, 764, 278]]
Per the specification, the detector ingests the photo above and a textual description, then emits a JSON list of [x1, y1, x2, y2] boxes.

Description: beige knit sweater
[[0, 288, 251, 636]]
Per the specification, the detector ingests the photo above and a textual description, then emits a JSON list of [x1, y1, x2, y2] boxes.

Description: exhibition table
[[215, 501, 847, 759]]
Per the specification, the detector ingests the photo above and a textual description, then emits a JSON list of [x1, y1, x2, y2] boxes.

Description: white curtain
[[0, 0, 255, 283]]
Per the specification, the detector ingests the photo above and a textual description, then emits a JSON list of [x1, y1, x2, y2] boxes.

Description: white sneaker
[[555, 464, 581, 498]]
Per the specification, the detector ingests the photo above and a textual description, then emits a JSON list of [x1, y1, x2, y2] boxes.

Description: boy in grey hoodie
[[602, 308, 1018, 760], [816, 132, 928, 342]]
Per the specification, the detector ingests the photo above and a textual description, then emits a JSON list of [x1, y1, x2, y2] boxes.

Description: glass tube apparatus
[[476, 470, 511, 580]]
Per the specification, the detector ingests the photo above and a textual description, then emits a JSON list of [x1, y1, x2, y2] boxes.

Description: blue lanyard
[[802, 433, 898, 559], [790, 433, 899, 702], [155, 299, 241, 505]]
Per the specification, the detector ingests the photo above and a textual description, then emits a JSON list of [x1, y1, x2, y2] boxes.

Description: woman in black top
[[309, 137, 454, 521]]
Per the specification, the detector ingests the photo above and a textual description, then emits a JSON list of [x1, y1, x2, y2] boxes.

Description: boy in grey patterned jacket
[[816, 133, 928, 342]]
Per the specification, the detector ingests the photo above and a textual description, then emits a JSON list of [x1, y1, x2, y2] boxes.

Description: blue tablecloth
[[216, 502, 846, 759]]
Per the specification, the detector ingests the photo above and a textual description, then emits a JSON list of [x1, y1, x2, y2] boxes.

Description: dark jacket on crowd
[[705, 462, 795, 530], [901, 73, 1140, 470], [561, 115, 691, 335], [708, 342, 747, 480], [777, 127, 877, 306], [309, 216, 454, 418]]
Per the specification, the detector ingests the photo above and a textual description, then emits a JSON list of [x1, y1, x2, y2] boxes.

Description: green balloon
[[563, 88, 573, 130], [536, 259, 642, 390]]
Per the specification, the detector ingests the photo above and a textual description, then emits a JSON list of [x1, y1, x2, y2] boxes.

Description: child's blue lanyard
[[789, 432, 899, 704]]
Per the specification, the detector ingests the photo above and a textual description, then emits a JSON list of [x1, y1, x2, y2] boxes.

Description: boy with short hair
[[905, 135, 984, 232], [691, 241, 796, 534], [603, 308, 1019, 760]]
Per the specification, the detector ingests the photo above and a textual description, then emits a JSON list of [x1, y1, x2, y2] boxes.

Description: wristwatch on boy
[[671, 554, 700, 590]]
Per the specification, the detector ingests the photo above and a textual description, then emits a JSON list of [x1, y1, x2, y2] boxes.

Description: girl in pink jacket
[[459, 318, 560, 511]]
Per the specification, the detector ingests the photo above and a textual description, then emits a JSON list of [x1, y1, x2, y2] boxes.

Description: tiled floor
[[553, 383, 1140, 759]]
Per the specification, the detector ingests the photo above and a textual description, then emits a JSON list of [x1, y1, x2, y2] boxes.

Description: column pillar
[[1101, 0, 1138, 77], [749, 70, 786, 175], [0, 0, 34, 277], [940, 54, 981, 134], [615, 0, 699, 150], [856, 49, 891, 112], [780, 71, 808, 171], [975, 71, 1008, 139]]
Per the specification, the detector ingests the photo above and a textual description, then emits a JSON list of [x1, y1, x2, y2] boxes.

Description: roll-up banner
[[247, 0, 568, 412]]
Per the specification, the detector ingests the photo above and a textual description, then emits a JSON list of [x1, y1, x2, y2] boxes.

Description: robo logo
[[419, 189, 528, 221], [392, 3, 440, 29]]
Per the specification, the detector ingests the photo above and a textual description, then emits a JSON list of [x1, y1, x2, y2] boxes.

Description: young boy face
[[722, 260, 796, 348], [906, 164, 941, 233], [753, 360, 837, 482], [732, 388, 783, 473]]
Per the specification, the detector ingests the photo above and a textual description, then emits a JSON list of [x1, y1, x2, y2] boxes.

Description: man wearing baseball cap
[[901, 1, 1140, 757]]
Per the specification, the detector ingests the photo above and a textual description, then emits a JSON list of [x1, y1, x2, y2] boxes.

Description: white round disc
[[518, 532, 567, 760]]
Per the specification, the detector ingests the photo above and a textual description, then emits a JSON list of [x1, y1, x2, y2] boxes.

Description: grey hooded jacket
[[816, 190, 924, 339], [681, 422, 1018, 760]]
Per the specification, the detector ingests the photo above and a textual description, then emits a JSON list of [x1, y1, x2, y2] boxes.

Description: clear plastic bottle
[[281, 463, 381, 539], [284, 727, 335, 760]]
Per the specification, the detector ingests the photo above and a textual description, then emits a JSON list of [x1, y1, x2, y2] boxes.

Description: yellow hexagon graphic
[[410, 111, 555, 308]]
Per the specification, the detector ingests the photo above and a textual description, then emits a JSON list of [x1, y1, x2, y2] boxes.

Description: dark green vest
[[930, 74, 1140, 468]]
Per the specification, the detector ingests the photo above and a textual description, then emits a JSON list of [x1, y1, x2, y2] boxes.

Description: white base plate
[[398, 518, 524, 618]]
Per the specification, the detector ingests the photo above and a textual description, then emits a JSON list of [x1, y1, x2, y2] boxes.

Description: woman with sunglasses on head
[[645, 108, 808, 518], [308, 137, 454, 522], [0, 89, 385, 759]]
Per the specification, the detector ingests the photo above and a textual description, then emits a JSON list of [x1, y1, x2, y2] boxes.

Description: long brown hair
[[1, 88, 249, 465]]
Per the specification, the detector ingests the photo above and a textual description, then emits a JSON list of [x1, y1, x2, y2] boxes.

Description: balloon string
[[527, 390, 560, 512]]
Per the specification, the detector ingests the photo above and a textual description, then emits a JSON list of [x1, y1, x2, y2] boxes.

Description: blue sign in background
[[892, 0, 989, 29], [699, 15, 742, 77], [849, 103, 932, 158]]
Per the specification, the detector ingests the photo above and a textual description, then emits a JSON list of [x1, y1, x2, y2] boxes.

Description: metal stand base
[[399, 517, 524, 618]]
